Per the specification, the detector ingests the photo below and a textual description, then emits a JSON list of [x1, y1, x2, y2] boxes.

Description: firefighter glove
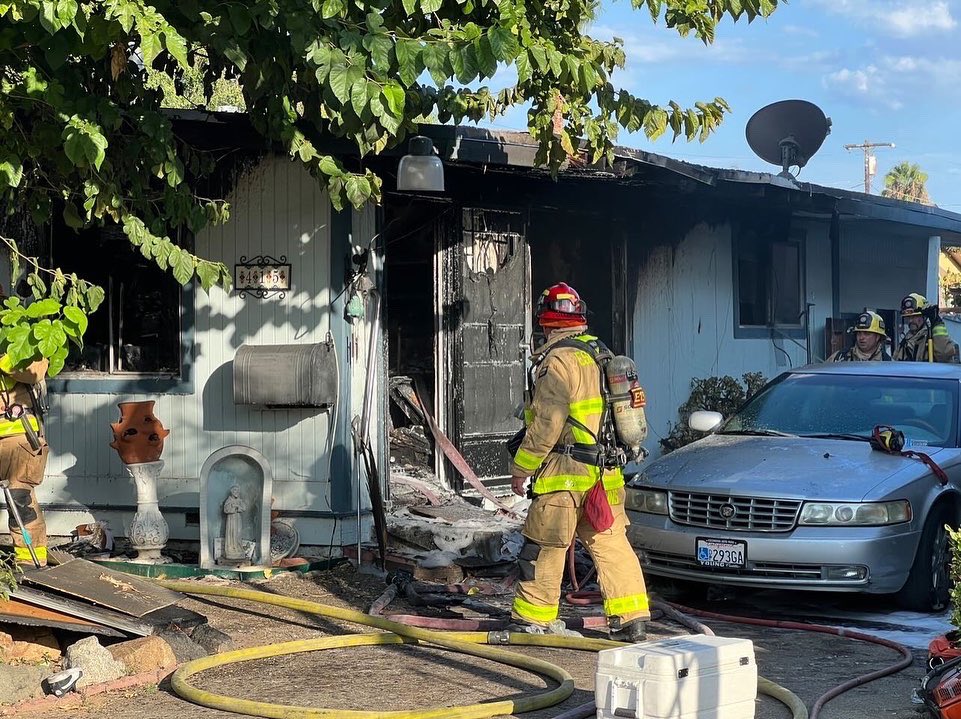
[[921, 302, 942, 325]]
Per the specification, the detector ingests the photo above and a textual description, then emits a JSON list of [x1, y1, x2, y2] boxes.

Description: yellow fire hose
[[156, 581, 807, 719]]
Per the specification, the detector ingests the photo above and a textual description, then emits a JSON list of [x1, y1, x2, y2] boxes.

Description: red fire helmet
[[536, 282, 587, 329]]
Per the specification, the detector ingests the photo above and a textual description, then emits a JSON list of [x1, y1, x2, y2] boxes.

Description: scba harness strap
[[534, 337, 630, 470]]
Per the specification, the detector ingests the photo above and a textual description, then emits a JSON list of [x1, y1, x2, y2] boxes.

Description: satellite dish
[[745, 100, 832, 180]]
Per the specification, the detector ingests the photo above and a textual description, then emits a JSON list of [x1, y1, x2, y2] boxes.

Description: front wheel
[[896, 504, 955, 612]]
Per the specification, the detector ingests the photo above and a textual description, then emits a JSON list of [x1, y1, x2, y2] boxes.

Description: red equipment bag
[[931, 631, 961, 668], [584, 480, 614, 532]]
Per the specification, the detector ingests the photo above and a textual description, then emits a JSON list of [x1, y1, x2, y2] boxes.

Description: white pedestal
[[124, 460, 171, 564]]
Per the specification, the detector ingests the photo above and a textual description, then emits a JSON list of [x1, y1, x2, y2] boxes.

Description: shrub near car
[[625, 362, 961, 611]]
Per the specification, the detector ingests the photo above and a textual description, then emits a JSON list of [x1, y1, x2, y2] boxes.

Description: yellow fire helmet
[[851, 310, 886, 336], [900, 293, 928, 317]]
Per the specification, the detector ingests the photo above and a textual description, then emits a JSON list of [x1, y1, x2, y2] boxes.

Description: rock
[[64, 636, 125, 688], [0, 664, 45, 705], [189, 624, 233, 655], [107, 636, 176, 675], [157, 630, 208, 663], [0, 627, 62, 665]]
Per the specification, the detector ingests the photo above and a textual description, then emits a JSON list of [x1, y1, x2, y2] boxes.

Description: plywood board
[[11, 587, 152, 636], [0, 597, 123, 637], [19, 559, 181, 617]]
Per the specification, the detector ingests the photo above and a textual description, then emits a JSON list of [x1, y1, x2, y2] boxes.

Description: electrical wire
[[325, 330, 339, 490], [331, 205, 454, 308], [770, 325, 818, 360], [770, 335, 794, 368]]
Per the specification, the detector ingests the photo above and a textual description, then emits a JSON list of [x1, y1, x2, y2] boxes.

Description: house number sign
[[235, 255, 291, 299]]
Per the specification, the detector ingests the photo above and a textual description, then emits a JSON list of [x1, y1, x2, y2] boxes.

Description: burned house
[[12, 115, 961, 552]]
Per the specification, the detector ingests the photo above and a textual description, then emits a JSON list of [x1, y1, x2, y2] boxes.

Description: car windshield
[[721, 373, 959, 447]]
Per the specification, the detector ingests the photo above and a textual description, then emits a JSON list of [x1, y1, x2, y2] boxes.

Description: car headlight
[[626, 488, 668, 515], [798, 500, 911, 526]]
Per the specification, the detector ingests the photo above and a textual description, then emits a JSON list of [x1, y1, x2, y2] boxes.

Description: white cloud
[[882, 1, 956, 34], [880, 54, 961, 87], [589, 25, 753, 65], [821, 52, 961, 110], [822, 65, 904, 109], [589, 25, 683, 63], [813, 0, 956, 36], [778, 49, 841, 72], [782, 24, 820, 37]]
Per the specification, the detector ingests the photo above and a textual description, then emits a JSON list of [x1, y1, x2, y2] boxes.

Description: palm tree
[[882, 161, 933, 205]]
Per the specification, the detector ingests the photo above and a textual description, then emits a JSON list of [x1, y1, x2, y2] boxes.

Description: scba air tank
[[604, 355, 648, 454]]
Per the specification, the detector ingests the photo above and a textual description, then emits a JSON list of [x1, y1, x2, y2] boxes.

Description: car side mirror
[[688, 410, 724, 433]]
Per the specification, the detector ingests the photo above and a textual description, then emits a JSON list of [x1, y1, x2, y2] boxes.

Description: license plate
[[696, 538, 746, 568]]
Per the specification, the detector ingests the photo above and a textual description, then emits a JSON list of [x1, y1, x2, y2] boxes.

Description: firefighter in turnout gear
[[827, 311, 892, 362], [509, 282, 651, 642], [894, 293, 960, 363], [0, 350, 49, 566]]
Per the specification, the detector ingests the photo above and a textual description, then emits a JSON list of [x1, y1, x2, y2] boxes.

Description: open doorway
[[528, 209, 627, 353], [382, 199, 626, 498], [382, 202, 448, 482], [382, 202, 532, 493]]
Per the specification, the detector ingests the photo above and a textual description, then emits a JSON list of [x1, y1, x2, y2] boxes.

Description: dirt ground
[[11, 564, 931, 719]]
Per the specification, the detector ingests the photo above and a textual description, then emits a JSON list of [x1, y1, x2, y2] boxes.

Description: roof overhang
[[165, 112, 961, 240]]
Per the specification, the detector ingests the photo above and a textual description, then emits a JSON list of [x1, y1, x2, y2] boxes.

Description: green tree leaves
[[63, 305, 88, 338], [0, 0, 780, 366], [0, 292, 90, 377], [123, 215, 232, 291], [488, 27, 519, 62], [0, 155, 23, 188], [62, 118, 108, 171]]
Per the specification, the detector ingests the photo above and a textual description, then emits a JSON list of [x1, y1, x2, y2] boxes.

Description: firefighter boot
[[610, 618, 647, 643]]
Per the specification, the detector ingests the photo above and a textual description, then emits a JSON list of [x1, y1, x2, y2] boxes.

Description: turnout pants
[[512, 487, 650, 627], [1, 434, 49, 565]]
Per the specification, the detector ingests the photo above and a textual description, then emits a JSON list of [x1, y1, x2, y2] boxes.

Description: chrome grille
[[642, 551, 842, 582], [669, 492, 801, 532]]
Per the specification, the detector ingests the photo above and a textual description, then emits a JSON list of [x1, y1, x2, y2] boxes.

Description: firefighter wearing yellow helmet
[[827, 311, 892, 362], [894, 293, 960, 363]]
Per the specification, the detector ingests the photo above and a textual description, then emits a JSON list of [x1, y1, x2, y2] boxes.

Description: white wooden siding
[[630, 221, 830, 458], [838, 223, 929, 314], [38, 157, 347, 545]]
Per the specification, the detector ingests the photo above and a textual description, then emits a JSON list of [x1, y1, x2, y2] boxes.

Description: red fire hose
[[563, 543, 914, 718], [669, 601, 915, 719]]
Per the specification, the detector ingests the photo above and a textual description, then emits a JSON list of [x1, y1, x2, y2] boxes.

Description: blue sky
[[482, 0, 961, 209]]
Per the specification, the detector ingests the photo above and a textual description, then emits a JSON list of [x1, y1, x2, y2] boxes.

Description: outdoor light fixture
[[397, 135, 445, 192]]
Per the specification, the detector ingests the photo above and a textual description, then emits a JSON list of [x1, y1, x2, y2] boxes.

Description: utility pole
[[843, 140, 895, 194]]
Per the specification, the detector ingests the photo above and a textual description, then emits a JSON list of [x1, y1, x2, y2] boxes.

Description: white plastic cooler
[[595, 634, 757, 719]]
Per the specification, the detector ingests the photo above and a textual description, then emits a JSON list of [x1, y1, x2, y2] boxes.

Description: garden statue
[[221, 485, 248, 563]]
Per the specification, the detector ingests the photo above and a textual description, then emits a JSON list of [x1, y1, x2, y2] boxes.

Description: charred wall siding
[[628, 215, 832, 458]]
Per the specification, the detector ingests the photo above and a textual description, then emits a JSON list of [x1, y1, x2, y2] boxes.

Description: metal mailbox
[[233, 343, 337, 408]]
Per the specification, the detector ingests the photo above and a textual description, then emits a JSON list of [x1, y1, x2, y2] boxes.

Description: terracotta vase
[[109, 401, 170, 464]]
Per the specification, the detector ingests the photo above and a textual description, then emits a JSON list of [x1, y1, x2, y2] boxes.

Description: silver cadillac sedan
[[626, 362, 961, 611]]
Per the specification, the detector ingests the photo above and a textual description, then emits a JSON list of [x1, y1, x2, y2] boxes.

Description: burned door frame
[[611, 228, 630, 354], [434, 206, 531, 491]]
